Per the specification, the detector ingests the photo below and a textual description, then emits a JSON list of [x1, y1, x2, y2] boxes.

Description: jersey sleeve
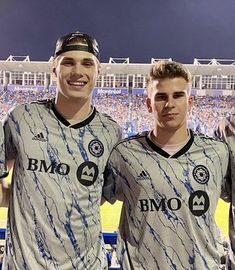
[[102, 147, 123, 204]]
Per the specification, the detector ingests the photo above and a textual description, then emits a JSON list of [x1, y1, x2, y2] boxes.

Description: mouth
[[67, 80, 87, 87], [162, 113, 178, 117]]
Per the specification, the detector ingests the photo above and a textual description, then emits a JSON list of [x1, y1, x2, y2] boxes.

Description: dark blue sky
[[1, 0, 235, 63]]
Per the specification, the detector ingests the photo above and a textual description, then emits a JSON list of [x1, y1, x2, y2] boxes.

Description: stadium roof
[[1, 56, 235, 76]]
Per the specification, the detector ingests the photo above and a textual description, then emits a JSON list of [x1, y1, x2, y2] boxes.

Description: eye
[[155, 94, 167, 101], [82, 60, 95, 67], [173, 92, 185, 99], [61, 59, 74, 66]]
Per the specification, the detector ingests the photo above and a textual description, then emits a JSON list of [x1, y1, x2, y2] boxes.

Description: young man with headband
[[1, 31, 122, 269], [103, 60, 230, 269]]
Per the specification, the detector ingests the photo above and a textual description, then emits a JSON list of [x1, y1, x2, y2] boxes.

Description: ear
[[52, 57, 58, 77], [53, 67, 56, 74], [51, 67, 57, 82], [97, 62, 101, 75], [188, 95, 194, 112], [146, 97, 152, 113]]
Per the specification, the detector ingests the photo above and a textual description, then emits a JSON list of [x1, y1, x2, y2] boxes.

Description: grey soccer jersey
[[214, 114, 235, 270], [3, 100, 122, 270], [103, 130, 229, 270]]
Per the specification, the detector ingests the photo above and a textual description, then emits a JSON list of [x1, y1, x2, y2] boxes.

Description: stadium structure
[[1, 56, 235, 94]]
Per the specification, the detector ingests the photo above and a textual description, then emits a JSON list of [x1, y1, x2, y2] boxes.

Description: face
[[146, 77, 193, 132], [53, 50, 100, 102]]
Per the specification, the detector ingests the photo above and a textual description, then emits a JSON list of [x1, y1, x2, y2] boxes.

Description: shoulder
[[114, 131, 148, 148], [194, 131, 225, 143], [10, 99, 52, 112], [30, 98, 53, 106], [194, 131, 229, 151], [194, 131, 216, 141], [108, 132, 148, 161], [95, 110, 122, 130], [4, 99, 52, 123], [96, 110, 117, 123]]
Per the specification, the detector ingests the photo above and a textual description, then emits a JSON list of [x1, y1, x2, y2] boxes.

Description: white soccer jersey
[[3, 99, 122, 270], [214, 114, 235, 270], [103, 130, 229, 270]]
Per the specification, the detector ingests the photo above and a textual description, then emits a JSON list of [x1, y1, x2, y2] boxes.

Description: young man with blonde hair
[[103, 60, 230, 269], [1, 31, 122, 270]]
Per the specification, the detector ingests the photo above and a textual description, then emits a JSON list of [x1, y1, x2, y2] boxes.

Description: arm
[[0, 110, 18, 207], [102, 154, 124, 205], [0, 159, 14, 207]]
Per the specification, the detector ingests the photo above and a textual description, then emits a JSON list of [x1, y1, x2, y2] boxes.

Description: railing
[[0, 229, 120, 270]]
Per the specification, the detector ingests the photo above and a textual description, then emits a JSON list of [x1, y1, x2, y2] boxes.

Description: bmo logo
[[27, 158, 99, 186], [77, 161, 99, 186]]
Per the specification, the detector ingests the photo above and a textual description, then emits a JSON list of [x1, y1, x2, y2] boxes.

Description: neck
[[152, 126, 189, 145], [54, 95, 92, 121]]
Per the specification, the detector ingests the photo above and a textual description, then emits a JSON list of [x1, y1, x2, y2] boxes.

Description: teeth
[[68, 81, 86, 86]]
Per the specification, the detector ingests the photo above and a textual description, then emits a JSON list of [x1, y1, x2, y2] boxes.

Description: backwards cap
[[54, 31, 100, 60]]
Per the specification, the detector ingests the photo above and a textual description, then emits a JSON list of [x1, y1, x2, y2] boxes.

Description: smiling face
[[146, 77, 193, 133], [53, 50, 100, 102]]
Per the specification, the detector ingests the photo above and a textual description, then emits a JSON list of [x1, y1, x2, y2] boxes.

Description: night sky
[[1, 0, 235, 63]]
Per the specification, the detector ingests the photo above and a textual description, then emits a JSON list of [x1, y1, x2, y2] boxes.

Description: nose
[[165, 96, 175, 108], [71, 63, 85, 76]]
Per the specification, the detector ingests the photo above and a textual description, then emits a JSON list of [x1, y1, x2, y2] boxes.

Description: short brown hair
[[146, 60, 192, 95], [149, 60, 191, 81]]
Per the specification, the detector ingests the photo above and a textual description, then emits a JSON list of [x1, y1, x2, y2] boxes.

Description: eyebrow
[[82, 58, 96, 62], [61, 57, 95, 62], [155, 91, 186, 95], [173, 91, 186, 94]]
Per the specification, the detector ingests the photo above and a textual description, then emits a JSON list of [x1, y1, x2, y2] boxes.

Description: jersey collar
[[51, 100, 96, 129], [146, 129, 194, 158]]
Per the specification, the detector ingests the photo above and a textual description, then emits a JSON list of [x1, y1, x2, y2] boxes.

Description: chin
[[68, 95, 89, 101], [162, 124, 181, 131]]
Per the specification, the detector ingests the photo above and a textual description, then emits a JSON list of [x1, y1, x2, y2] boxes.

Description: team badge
[[188, 190, 210, 216], [192, 165, 209, 184], [77, 161, 99, 186], [88, 139, 104, 157]]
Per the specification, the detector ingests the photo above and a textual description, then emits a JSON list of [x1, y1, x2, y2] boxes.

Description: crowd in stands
[[0, 87, 235, 137], [0, 88, 54, 118], [94, 94, 235, 137]]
